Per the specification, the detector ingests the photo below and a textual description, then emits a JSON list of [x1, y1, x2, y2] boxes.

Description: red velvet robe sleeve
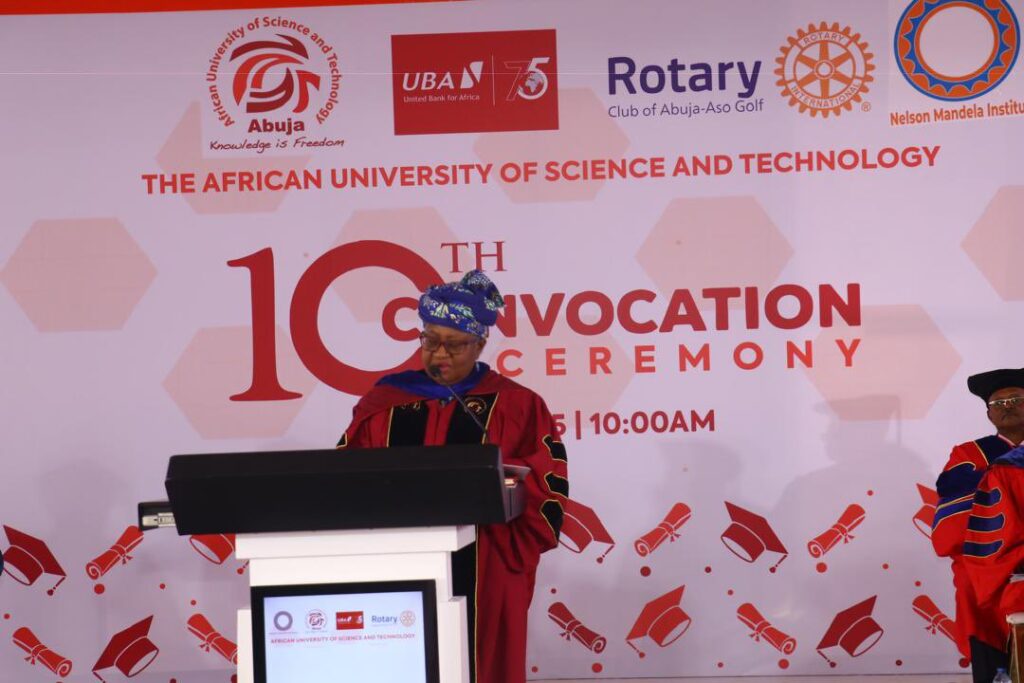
[[964, 463, 1024, 627], [335, 385, 411, 450], [932, 442, 988, 557], [931, 440, 1004, 654], [482, 387, 568, 575]]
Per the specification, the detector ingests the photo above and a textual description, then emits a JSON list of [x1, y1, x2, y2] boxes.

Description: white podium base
[[235, 525, 475, 683]]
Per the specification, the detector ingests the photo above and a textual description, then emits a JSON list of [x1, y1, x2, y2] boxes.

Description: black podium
[[145, 445, 524, 683]]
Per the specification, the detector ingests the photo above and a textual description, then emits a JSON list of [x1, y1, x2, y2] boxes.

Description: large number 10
[[227, 240, 442, 399]]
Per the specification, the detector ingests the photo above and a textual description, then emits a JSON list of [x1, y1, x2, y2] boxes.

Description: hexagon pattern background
[[636, 196, 794, 307], [3, 1, 1022, 681], [163, 325, 316, 439], [1, 218, 156, 331], [156, 103, 312, 214], [805, 305, 962, 421], [963, 186, 1024, 300], [331, 207, 457, 323]]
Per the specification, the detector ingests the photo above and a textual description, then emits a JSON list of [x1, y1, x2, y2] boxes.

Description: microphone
[[428, 366, 489, 441]]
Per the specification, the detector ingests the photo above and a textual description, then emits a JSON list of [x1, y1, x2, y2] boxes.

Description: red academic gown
[[337, 369, 568, 683], [932, 435, 1014, 654], [963, 447, 1024, 648]]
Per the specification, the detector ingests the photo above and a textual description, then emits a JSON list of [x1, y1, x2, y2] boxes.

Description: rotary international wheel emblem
[[895, 0, 1019, 101], [775, 22, 875, 117]]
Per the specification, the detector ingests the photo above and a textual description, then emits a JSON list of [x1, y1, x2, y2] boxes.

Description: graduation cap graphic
[[2, 525, 66, 594], [913, 484, 938, 538], [625, 585, 691, 657], [816, 596, 884, 665], [189, 533, 236, 565], [560, 498, 615, 563], [720, 502, 788, 571], [93, 616, 159, 681]]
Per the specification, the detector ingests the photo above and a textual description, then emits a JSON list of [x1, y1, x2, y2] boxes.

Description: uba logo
[[391, 29, 558, 135], [402, 60, 484, 94], [206, 16, 342, 133], [336, 611, 365, 630]]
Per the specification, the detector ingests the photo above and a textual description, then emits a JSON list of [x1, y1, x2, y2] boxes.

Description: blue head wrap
[[418, 270, 504, 337]]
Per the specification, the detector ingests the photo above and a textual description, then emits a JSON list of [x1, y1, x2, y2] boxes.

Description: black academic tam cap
[[967, 368, 1024, 401]]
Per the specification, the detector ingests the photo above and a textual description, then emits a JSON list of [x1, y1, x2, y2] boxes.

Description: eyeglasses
[[988, 396, 1024, 409], [418, 332, 480, 356]]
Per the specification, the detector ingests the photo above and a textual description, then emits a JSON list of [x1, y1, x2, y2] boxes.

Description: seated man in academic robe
[[933, 368, 1024, 682]]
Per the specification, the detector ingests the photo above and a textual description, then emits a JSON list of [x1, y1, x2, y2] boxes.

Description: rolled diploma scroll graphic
[[736, 603, 796, 654], [911, 595, 956, 644], [187, 613, 238, 664], [12, 627, 73, 676], [634, 503, 692, 557], [86, 526, 144, 579], [548, 602, 607, 652], [807, 504, 865, 558]]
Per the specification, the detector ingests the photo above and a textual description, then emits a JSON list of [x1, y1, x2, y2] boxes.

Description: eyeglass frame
[[418, 331, 483, 356], [987, 396, 1024, 409]]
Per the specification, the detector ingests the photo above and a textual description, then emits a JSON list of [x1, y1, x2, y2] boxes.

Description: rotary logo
[[206, 16, 342, 137], [400, 610, 416, 627], [895, 0, 1019, 101], [775, 22, 874, 117]]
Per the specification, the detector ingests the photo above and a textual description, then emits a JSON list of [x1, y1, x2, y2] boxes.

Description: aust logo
[[206, 16, 342, 134], [895, 0, 1019, 101], [306, 610, 326, 631], [231, 35, 320, 116], [775, 22, 874, 117]]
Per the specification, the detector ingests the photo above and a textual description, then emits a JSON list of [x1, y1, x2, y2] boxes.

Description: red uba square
[[335, 611, 364, 630], [391, 29, 559, 135]]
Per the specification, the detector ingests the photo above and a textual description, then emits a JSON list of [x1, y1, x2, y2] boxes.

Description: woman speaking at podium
[[337, 270, 569, 683]]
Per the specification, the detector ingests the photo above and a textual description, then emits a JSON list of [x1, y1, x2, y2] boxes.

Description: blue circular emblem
[[894, 0, 1019, 101]]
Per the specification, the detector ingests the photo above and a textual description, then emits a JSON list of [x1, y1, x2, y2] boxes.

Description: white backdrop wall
[[2, 0, 1024, 679]]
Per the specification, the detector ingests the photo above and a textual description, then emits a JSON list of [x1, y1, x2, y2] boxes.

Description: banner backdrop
[[2, 0, 1024, 679]]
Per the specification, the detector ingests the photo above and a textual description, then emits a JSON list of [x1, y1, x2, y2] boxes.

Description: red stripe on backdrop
[[0, 0, 460, 15]]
